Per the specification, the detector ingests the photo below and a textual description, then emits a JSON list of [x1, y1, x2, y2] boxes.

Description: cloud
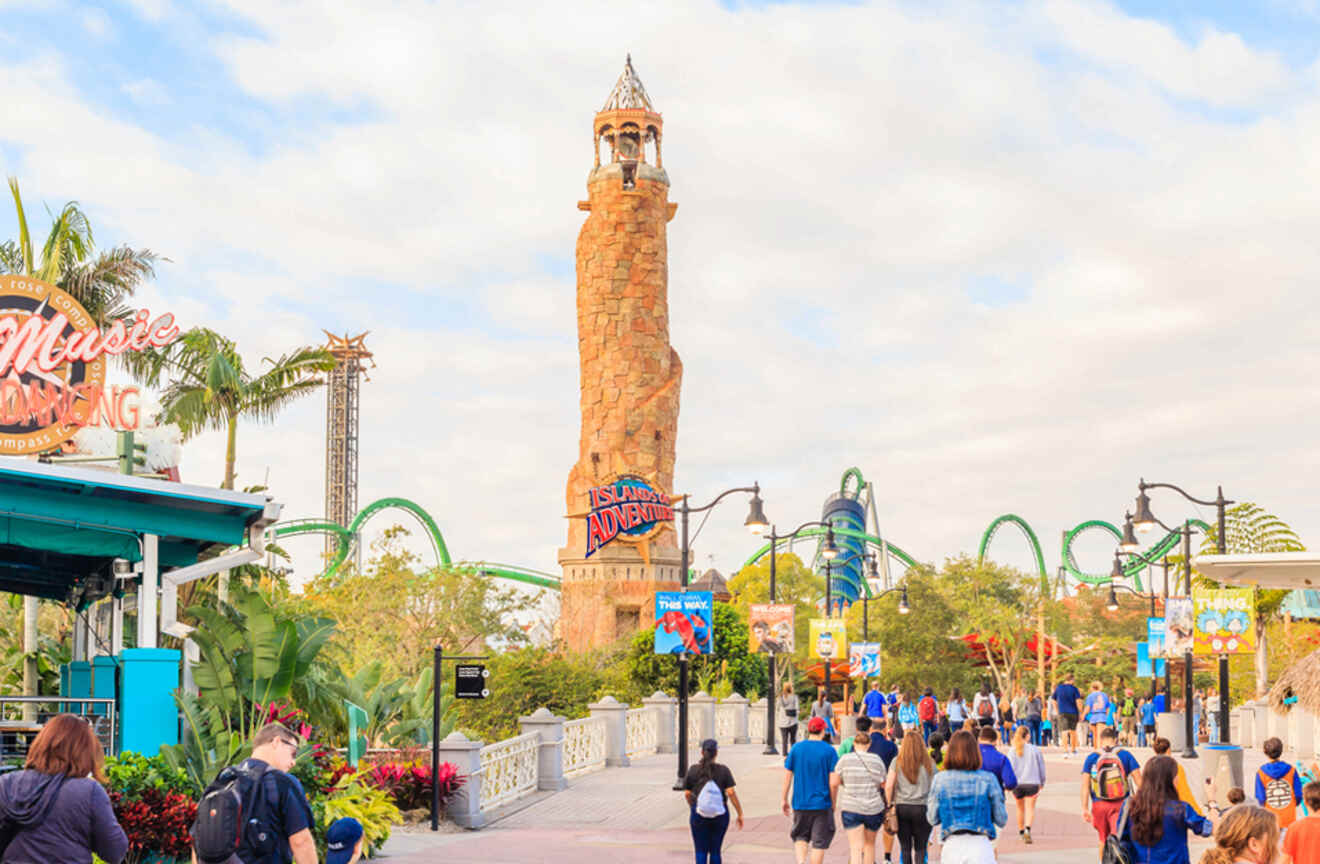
[[1, 0, 1318, 588], [121, 78, 169, 106]]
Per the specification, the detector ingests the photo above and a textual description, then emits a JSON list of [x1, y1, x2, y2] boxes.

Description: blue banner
[[654, 591, 713, 655], [1136, 642, 1166, 678]]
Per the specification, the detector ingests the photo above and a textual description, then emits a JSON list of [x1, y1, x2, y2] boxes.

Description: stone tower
[[558, 57, 684, 652]]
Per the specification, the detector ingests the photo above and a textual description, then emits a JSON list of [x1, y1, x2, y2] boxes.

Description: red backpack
[[1089, 749, 1130, 802], [918, 696, 936, 722]]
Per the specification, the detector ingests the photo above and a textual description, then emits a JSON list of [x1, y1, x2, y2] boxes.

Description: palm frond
[[36, 200, 94, 284], [0, 241, 20, 274], [61, 246, 161, 325], [7, 177, 33, 275]]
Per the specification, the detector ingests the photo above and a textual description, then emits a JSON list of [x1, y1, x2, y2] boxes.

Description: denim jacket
[[925, 769, 1007, 840]]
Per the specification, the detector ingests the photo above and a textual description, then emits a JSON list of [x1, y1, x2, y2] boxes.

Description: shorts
[[1143, 724, 1156, 734], [1012, 784, 1040, 799], [1090, 798, 1123, 843], [791, 808, 836, 849], [977, 717, 996, 727], [840, 810, 884, 831], [1057, 713, 1079, 732]]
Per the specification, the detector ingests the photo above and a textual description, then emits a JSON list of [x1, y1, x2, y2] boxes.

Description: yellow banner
[[809, 618, 848, 660], [1193, 588, 1255, 655]]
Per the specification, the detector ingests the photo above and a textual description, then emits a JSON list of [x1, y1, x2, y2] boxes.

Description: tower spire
[[602, 54, 654, 111]]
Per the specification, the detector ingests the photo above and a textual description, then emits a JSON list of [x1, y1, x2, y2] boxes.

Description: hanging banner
[[1163, 598, 1194, 657], [1147, 617, 1165, 657], [749, 603, 794, 654], [654, 591, 713, 655], [0, 275, 179, 454], [1193, 587, 1256, 655], [849, 642, 882, 678], [1136, 643, 1167, 678], [809, 618, 848, 660]]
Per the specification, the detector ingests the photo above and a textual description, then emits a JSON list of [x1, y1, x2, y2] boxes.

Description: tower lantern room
[[593, 55, 665, 188]]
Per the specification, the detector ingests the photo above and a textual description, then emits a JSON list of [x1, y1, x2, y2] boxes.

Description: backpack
[[695, 779, 726, 818], [1090, 749, 1130, 802], [1121, 698, 1136, 717], [1258, 766, 1298, 827], [191, 762, 284, 864], [977, 697, 994, 719], [918, 696, 936, 722]]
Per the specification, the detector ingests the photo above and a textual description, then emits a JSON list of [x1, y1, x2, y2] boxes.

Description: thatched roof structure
[[1268, 647, 1320, 714]]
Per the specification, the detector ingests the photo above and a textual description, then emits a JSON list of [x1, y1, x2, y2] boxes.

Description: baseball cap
[[807, 716, 826, 734], [325, 817, 363, 864], [700, 738, 718, 754]]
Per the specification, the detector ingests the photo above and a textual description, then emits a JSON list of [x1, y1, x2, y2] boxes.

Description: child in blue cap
[[325, 817, 364, 864]]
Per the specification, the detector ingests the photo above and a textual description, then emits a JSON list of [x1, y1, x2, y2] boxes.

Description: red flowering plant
[[365, 760, 464, 811], [109, 786, 197, 862]]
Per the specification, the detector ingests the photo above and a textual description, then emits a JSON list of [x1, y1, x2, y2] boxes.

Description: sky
[[2, 0, 1318, 592]]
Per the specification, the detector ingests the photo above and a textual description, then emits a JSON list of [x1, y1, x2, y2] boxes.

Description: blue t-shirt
[[235, 759, 313, 864], [869, 734, 898, 769], [1053, 683, 1082, 715], [1121, 800, 1212, 864], [1153, 693, 1167, 713], [1139, 702, 1156, 725], [1084, 691, 1110, 723], [784, 739, 838, 811], [863, 690, 886, 718], [978, 744, 1018, 791], [1081, 748, 1141, 801]]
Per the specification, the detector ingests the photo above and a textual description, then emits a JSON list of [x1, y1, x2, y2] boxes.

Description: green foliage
[[0, 596, 71, 701], [728, 553, 823, 661], [453, 647, 613, 742], [311, 772, 400, 859], [104, 752, 194, 798], [848, 566, 971, 694]]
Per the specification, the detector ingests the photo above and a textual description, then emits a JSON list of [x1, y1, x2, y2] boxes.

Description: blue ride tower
[[820, 490, 867, 614]]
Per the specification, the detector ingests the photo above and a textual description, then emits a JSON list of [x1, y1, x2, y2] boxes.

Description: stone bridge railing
[[438, 691, 768, 828]]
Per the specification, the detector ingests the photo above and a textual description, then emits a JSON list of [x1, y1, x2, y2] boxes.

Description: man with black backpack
[[1080, 727, 1141, 856], [191, 723, 317, 864]]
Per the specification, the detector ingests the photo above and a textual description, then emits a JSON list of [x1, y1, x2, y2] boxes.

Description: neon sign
[[0, 275, 180, 455], [584, 474, 674, 558]]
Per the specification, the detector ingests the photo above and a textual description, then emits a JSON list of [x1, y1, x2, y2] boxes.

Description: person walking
[[884, 730, 933, 864], [1138, 696, 1155, 748], [778, 681, 801, 754], [1008, 724, 1045, 844], [917, 688, 939, 743], [863, 681, 887, 720], [1121, 755, 1215, 864], [1118, 689, 1138, 746], [1052, 673, 1082, 757], [0, 713, 128, 864], [812, 687, 837, 744], [1254, 736, 1303, 831], [897, 692, 920, 737], [1024, 690, 1043, 747], [972, 684, 997, 729], [683, 739, 743, 864], [926, 730, 1006, 864], [946, 688, 968, 729], [1083, 681, 1110, 749], [1082, 726, 1142, 855], [1201, 804, 1280, 864], [832, 731, 887, 864], [783, 716, 840, 864], [1281, 781, 1320, 864], [998, 693, 1014, 745]]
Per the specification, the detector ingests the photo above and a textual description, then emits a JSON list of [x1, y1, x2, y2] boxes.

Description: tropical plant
[[311, 771, 400, 858], [108, 786, 197, 863], [123, 327, 334, 489], [0, 177, 160, 324], [104, 751, 194, 799], [365, 761, 464, 813], [1198, 502, 1306, 696]]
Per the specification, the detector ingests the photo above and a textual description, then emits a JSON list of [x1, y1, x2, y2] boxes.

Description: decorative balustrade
[[748, 700, 767, 744], [562, 715, 608, 777], [715, 704, 737, 742], [626, 707, 658, 757], [478, 732, 540, 811]]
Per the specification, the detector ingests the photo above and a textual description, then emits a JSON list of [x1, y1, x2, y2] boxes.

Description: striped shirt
[[835, 750, 887, 815]]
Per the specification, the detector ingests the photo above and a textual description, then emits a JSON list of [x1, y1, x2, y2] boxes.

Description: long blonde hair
[[1012, 723, 1030, 757], [1198, 805, 1278, 864], [898, 729, 935, 783]]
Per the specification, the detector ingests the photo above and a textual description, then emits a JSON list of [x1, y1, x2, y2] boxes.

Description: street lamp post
[[1108, 552, 1157, 703], [1133, 480, 1232, 745], [759, 520, 838, 755], [673, 483, 768, 789]]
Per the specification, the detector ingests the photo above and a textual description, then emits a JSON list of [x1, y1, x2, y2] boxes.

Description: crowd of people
[[682, 677, 1320, 864]]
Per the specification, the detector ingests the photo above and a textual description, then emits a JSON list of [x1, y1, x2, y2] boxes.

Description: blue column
[[91, 656, 117, 716], [67, 661, 92, 714], [118, 648, 179, 755]]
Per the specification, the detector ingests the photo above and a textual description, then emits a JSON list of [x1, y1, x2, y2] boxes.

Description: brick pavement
[[378, 740, 1264, 862]]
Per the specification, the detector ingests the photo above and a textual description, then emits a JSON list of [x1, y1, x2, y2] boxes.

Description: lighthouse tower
[[558, 57, 684, 652]]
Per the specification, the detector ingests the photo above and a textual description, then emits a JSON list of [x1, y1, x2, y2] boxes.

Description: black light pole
[[1181, 520, 1196, 758], [1108, 552, 1156, 704], [761, 519, 839, 755], [673, 483, 767, 789], [1133, 479, 1233, 745], [1162, 555, 1172, 717]]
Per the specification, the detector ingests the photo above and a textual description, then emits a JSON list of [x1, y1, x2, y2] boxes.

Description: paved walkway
[[378, 741, 1270, 863]]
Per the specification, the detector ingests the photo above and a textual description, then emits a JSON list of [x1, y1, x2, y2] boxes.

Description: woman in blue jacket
[[926, 730, 1005, 864], [1122, 756, 1216, 864]]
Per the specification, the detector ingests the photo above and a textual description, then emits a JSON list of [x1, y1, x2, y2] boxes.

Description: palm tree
[[0, 178, 160, 324], [1197, 502, 1305, 695], [125, 327, 335, 489]]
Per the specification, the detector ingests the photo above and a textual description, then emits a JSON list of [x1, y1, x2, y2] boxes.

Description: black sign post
[[455, 664, 489, 699], [431, 645, 488, 831]]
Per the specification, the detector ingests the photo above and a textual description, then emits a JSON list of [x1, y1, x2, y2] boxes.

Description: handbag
[[1101, 799, 1133, 864]]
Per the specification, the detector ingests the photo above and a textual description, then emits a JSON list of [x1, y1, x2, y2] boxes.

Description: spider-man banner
[[654, 591, 713, 655]]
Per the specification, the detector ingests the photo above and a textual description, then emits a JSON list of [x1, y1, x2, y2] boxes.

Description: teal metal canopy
[[0, 459, 276, 605]]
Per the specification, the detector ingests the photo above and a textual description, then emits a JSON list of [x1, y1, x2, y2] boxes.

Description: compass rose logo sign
[[0, 274, 179, 455]]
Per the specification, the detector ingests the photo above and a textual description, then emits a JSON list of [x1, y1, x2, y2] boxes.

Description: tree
[[0, 178, 160, 324], [1198, 502, 1305, 696], [727, 552, 824, 663], [939, 556, 1042, 695], [124, 327, 334, 489]]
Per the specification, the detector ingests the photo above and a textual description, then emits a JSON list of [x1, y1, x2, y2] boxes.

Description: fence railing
[[715, 704, 737, 742], [563, 716, 608, 777], [626, 707, 657, 757], [478, 732, 540, 811], [748, 705, 767, 744], [0, 696, 118, 759]]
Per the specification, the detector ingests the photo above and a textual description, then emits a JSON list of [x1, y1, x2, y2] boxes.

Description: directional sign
[[455, 664, 489, 699]]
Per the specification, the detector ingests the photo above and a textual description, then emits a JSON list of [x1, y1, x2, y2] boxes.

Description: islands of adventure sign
[[0, 275, 179, 454], [582, 473, 675, 562]]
